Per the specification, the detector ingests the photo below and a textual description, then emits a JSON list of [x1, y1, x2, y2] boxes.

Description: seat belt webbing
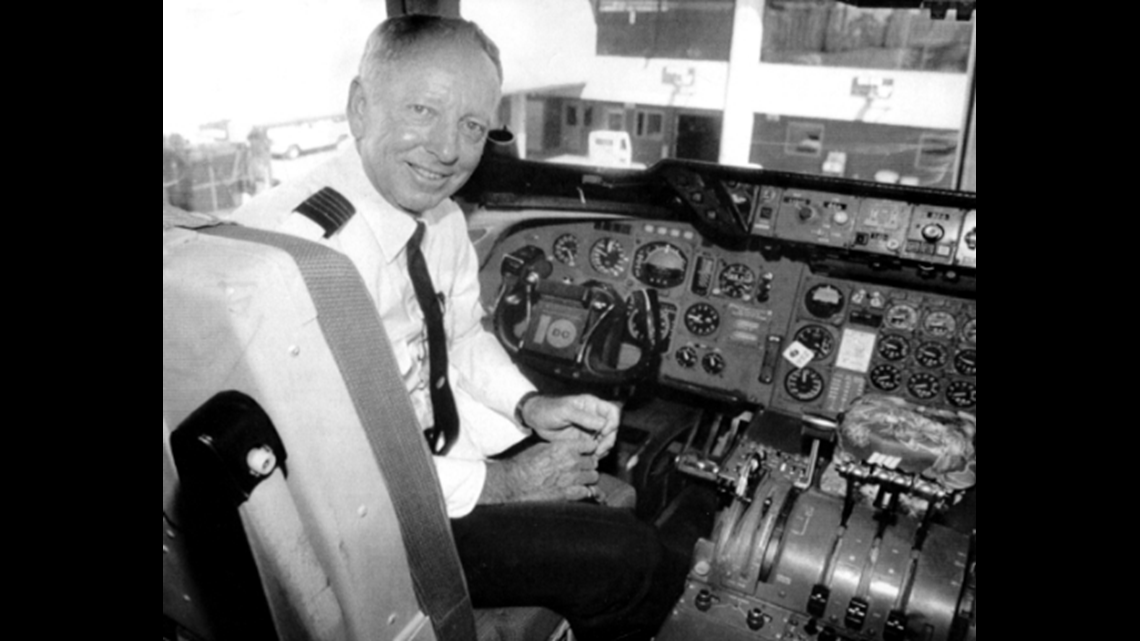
[[202, 224, 476, 641]]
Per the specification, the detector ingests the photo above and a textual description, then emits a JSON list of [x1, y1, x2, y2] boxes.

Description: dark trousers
[[452, 502, 689, 641]]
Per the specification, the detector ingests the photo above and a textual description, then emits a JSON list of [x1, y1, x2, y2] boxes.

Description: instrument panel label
[[837, 328, 877, 373], [783, 341, 815, 370]]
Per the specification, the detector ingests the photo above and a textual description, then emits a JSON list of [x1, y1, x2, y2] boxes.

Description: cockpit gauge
[[878, 335, 910, 362], [794, 325, 835, 361], [633, 242, 689, 289], [805, 283, 846, 320], [963, 319, 976, 345], [907, 372, 941, 401], [886, 304, 920, 331], [553, 234, 580, 267], [717, 264, 756, 300], [785, 367, 826, 402], [676, 346, 699, 369], [702, 352, 727, 376], [947, 380, 977, 409], [923, 311, 958, 339], [915, 342, 949, 369], [590, 238, 629, 277], [954, 349, 977, 377], [684, 303, 721, 337], [628, 300, 676, 344], [870, 364, 902, 391]]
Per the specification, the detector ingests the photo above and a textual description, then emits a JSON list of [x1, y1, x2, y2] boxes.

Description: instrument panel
[[664, 165, 976, 268], [772, 276, 975, 420], [485, 214, 975, 415], [483, 215, 974, 417]]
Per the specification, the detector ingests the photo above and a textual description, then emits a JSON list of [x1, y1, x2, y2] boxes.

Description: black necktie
[[407, 222, 459, 455]]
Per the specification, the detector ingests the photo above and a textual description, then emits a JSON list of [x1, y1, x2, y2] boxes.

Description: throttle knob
[[695, 589, 714, 613], [747, 609, 767, 631]]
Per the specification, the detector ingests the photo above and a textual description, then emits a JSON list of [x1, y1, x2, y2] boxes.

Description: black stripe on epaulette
[[294, 187, 356, 239]]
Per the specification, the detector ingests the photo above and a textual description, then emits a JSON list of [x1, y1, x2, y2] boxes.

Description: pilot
[[230, 14, 686, 641]]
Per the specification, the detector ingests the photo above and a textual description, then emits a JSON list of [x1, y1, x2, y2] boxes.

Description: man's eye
[[463, 120, 488, 140], [409, 105, 433, 117]]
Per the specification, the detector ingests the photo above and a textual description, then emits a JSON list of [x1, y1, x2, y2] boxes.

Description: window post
[[720, 0, 765, 166]]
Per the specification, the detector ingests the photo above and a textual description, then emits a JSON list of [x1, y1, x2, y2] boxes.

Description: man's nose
[[425, 119, 460, 165]]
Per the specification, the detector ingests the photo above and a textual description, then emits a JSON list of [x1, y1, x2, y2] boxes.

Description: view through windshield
[[163, 0, 976, 214]]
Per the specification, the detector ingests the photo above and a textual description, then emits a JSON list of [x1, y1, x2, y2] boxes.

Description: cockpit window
[[162, 0, 975, 215], [763, 0, 974, 73]]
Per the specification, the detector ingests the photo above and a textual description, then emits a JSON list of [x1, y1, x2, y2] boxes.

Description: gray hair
[[358, 15, 503, 89]]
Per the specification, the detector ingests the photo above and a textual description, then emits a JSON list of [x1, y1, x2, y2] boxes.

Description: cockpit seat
[[163, 219, 633, 641]]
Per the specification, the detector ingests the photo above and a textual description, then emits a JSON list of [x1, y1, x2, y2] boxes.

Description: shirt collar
[[328, 144, 452, 265]]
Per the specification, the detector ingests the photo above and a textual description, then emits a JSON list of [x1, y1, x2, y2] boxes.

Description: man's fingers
[[596, 430, 618, 458], [564, 404, 608, 432], [566, 485, 592, 502], [576, 471, 601, 486], [576, 455, 599, 471], [563, 435, 599, 456]]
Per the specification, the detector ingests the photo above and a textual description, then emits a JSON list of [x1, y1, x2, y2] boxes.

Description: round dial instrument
[[963, 319, 976, 345], [785, 368, 826, 402], [805, 283, 846, 320], [794, 325, 835, 361], [675, 346, 698, 369], [946, 381, 977, 409], [553, 234, 580, 267], [907, 373, 941, 401], [702, 353, 727, 376], [633, 242, 688, 289], [954, 349, 977, 377], [878, 335, 910, 362], [717, 264, 756, 300], [923, 311, 958, 339], [628, 300, 675, 344], [915, 342, 949, 369], [870, 364, 902, 391], [684, 303, 721, 337], [886, 304, 920, 331], [590, 238, 629, 277]]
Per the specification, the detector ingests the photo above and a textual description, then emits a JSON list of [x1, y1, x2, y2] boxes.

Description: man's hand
[[479, 439, 602, 504], [520, 394, 621, 458]]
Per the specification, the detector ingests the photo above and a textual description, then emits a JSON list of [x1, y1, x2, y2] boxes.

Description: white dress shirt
[[230, 145, 536, 517]]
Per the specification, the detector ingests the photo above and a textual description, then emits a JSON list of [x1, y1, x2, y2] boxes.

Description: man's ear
[[347, 77, 368, 140]]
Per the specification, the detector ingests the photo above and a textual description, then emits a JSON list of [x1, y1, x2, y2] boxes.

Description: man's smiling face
[[348, 41, 500, 215]]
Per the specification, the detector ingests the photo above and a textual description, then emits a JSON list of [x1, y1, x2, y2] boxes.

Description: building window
[[606, 109, 626, 131], [566, 105, 579, 127], [762, 0, 973, 73], [752, 114, 959, 189], [635, 110, 666, 138], [584, 106, 595, 128], [786, 122, 824, 157], [595, 0, 735, 62]]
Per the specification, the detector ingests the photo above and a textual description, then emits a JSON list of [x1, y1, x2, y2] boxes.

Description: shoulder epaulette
[[294, 187, 356, 239]]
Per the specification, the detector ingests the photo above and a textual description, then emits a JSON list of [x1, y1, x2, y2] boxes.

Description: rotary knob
[[676, 347, 699, 369], [833, 211, 851, 226], [922, 224, 945, 243], [702, 352, 727, 376], [798, 206, 817, 222]]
